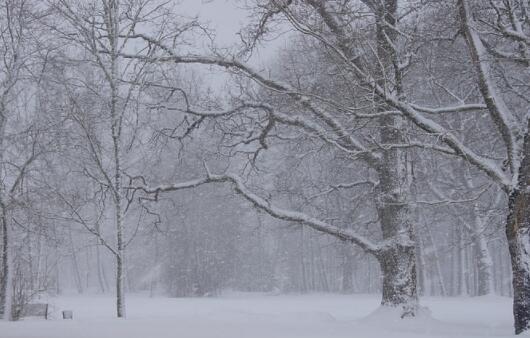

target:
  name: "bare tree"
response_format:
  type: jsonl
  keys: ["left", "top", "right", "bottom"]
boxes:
{"left": 0, "top": 0, "right": 47, "bottom": 321}
{"left": 46, "top": 0, "right": 141, "bottom": 318}
{"left": 45, "top": 0, "right": 206, "bottom": 318}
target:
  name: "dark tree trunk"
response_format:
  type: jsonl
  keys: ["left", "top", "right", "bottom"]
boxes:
{"left": 507, "top": 121, "right": 530, "bottom": 334}
{"left": 116, "top": 253, "right": 125, "bottom": 318}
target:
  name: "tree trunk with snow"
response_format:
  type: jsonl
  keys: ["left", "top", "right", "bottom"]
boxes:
{"left": 375, "top": 149, "right": 417, "bottom": 314}
{"left": 378, "top": 245, "right": 417, "bottom": 316}
{"left": 507, "top": 121, "right": 530, "bottom": 334}
{"left": 104, "top": 0, "right": 126, "bottom": 318}
{"left": 373, "top": 0, "right": 418, "bottom": 316}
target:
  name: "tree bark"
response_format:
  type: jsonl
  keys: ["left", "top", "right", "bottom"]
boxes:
{"left": 507, "top": 120, "right": 530, "bottom": 334}
{"left": 0, "top": 206, "right": 12, "bottom": 321}
{"left": 106, "top": 0, "right": 126, "bottom": 319}
{"left": 373, "top": 0, "right": 418, "bottom": 317}
{"left": 378, "top": 245, "right": 417, "bottom": 316}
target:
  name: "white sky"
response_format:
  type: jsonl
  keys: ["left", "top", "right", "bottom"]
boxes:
{"left": 177, "top": 0, "right": 289, "bottom": 66}
{"left": 178, "top": 0, "right": 247, "bottom": 46}
{"left": 168, "top": 0, "right": 290, "bottom": 94}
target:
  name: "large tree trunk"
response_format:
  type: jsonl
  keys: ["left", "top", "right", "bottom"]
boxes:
{"left": 378, "top": 245, "right": 417, "bottom": 316}
{"left": 375, "top": 143, "right": 418, "bottom": 315}
{"left": 375, "top": 169, "right": 418, "bottom": 316}
{"left": 507, "top": 121, "right": 530, "bottom": 334}
{"left": 375, "top": 105, "right": 418, "bottom": 315}
{"left": 373, "top": 0, "right": 418, "bottom": 317}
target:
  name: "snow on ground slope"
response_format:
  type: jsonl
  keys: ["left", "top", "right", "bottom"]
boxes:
{"left": 0, "top": 293, "right": 514, "bottom": 338}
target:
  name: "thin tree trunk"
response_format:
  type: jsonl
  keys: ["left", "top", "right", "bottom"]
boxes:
{"left": 0, "top": 206, "right": 12, "bottom": 321}
{"left": 458, "top": 226, "right": 468, "bottom": 296}
{"left": 299, "top": 226, "right": 307, "bottom": 293}
{"left": 68, "top": 227, "right": 83, "bottom": 294}
{"left": 35, "top": 227, "right": 44, "bottom": 292}
{"left": 96, "top": 244, "right": 107, "bottom": 293}
{"left": 472, "top": 214, "right": 495, "bottom": 296}
{"left": 149, "top": 233, "right": 159, "bottom": 297}
{"left": 106, "top": 0, "right": 125, "bottom": 318}
{"left": 416, "top": 235, "right": 428, "bottom": 296}
{"left": 425, "top": 224, "right": 446, "bottom": 296}
{"left": 341, "top": 244, "right": 354, "bottom": 293}
{"left": 465, "top": 174, "right": 495, "bottom": 296}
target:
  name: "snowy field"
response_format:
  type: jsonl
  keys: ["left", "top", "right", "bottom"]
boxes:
{"left": 0, "top": 293, "right": 515, "bottom": 338}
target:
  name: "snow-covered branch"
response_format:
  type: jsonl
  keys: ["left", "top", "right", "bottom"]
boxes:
{"left": 410, "top": 103, "right": 487, "bottom": 115}
{"left": 255, "top": 1, "right": 514, "bottom": 191}
{"left": 118, "top": 35, "right": 382, "bottom": 166}
{"left": 133, "top": 172, "right": 381, "bottom": 254}
{"left": 459, "top": 0, "right": 522, "bottom": 175}
{"left": 117, "top": 22, "right": 517, "bottom": 191}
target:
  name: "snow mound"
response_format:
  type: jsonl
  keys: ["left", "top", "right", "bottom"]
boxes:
{"left": 359, "top": 305, "right": 445, "bottom": 335}
{"left": 362, "top": 305, "right": 433, "bottom": 323}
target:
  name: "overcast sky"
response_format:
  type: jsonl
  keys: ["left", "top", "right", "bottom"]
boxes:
{"left": 177, "top": 0, "right": 289, "bottom": 66}
{"left": 179, "top": 0, "right": 247, "bottom": 45}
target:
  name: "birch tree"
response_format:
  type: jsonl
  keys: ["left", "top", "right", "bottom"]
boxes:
{"left": 45, "top": 0, "right": 189, "bottom": 318}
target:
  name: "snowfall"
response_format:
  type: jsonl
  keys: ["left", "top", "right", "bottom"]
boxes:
{"left": 0, "top": 292, "right": 517, "bottom": 338}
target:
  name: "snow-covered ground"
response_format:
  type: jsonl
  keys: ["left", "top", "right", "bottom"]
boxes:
{"left": 0, "top": 293, "right": 515, "bottom": 338}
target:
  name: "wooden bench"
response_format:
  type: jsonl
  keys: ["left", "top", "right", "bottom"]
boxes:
{"left": 21, "top": 303, "right": 48, "bottom": 320}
